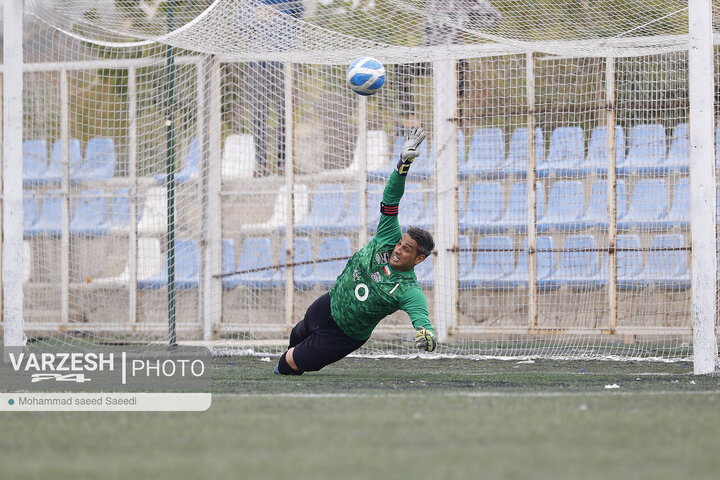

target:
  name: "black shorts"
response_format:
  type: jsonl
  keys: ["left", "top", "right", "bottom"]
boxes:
{"left": 289, "top": 293, "right": 366, "bottom": 372}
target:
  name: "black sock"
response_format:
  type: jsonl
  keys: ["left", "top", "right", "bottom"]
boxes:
{"left": 277, "top": 351, "right": 303, "bottom": 375}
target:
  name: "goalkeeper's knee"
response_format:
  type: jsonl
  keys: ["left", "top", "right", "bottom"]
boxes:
{"left": 276, "top": 351, "right": 303, "bottom": 375}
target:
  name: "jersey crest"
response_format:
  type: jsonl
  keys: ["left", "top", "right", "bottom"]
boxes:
{"left": 375, "top": 251, "right": 390, "bottom": 265}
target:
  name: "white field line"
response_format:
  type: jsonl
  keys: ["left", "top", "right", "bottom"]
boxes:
{"left": 213, "top": 390, "right": 720, "bottom": 399}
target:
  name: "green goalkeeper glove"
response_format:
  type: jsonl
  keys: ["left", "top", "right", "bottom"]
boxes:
{"left": 415, "top": 327, "right": 437, "bottom": 352}
{"left": 396, "top": 127, "right": 427, "bottom": 176}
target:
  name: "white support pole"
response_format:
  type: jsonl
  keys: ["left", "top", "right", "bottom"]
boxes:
{"left": 605, "top": 57, "right": 618, "bottom": 332}
{"left": 128, "top": 66, "right": 138, "bottom": 325}
{"left": 60, "top": 70, "right": 70, "bottom": 326}
{"left": 284, "top": 62, "right": 295, "bottom": 330}
{"left": 3, "top": 0, "right": 25, "bottom": 347}
{"left": 433, "top": 59, "right": 458, "bottom": 343}
{"left": 203, "top": 57, "right": 222, "bottom": 340}
{"left": 688, "top": 0, "right": 718, "bottom": 374}
{"left": 357, "top": 96, "right": 368, "bottom": 247}
{"left": 526, "top": 52, "right": 538, "bottom": 329}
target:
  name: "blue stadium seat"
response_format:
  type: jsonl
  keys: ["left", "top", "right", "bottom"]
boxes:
{"left": 109, "top": 188, "right": 140, "bottom": 230}
{"left": 466, "top": 235, "right": 515, "bottom": 288}
{"left": 70, "top": 189, "right": 109, "bottom": 236}
{"left": 497, "top": 182, "right": 545, "bottom": 232}
{"left": 414, "top": 254, "right": 434, "bottom": 288}
{"left": 506, "top": 127, "right": 545, "bottom": 177}
{"left": 538, "top": 180, "right": 585, "bottom": 232}
{"left": 617, "top": 179, "right": 670, "bottom": 230}
{"left": 459, "top": 182, "right": 504, "bottom": 233}
{"left": 155, "top": 137, "right": 199, "bottom": 184}
{"left": 458, "top": 236, "right": 474, "bottom": 289}
{"left": 501, "top": 236, "right": 554, "bottom": 288}
{"left": 634, "top": 234, "right": 690, "bottom": 290}
{"left": 460, "top": 127, "right": 506, "bottom": 179}
{"left": 76, "top": 137, "right": 116, "bottom": 182}
{"left": 402, "top": 188, "right": 434, "bottom": 230}
{"left": 23, "top": 140, "right": 48, "bottom": 186}
{"left": 273, "top": 237, "right": 314, "bottom": 289}
{"left": 46, "top": 139, "right": 83, "bottom": 183}
{"left": 665, "top": 178, "right": 690, "bottom": 229}
{"left": 295, "top": 184, "right": 348, "bottom": 234}
{"left": 373, "top": 136, "right": 432, "bottom": 181}
{"left": 537, "top": 126, "right": 584, "bottom": 178}
{"left": 583, "top": 125, "right": 625, "bottom": 175}
{"left": 138, "top": 239, "right": 199, "bottom": 289}
{"left": 580, "top": 180, "right": 628, "bottom": 230}
{"left": 26, "top": 191, "right": 63, "bottom": 237}
{"left": 622, "top": 124, "right": 668, "bottom": 175}
{"left": 540, "top": 235, "right": 602, "bottom": 289}
{"left": 665, "top": 123, "right": 689, "bottom": 174}
{"left": 312, "top": 236, "right": 352, "bottom": 289}
{"left": 366, "top": 184, "right": 383, "bottom": 234}
{"left": 227, "top": 237, "right": 274, "bottom": 289}
{"left": 614, "top": 234, "right": 644, "bottom": 290}
{"left": 338, "top": 191, "right": 362, "bottom": 233}
{"left": 23, "top": 196, "right": 40, "bottom": 238}
{"left": 221, "top": 239, "right": 239, "bottom": 289}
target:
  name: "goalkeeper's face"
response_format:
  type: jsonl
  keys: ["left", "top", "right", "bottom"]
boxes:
{"left": 390, "top": 233, "right": 426, "bottom": 272}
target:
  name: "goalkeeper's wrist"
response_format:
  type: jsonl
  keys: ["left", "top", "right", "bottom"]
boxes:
{"left": 395, "top": 158, "right": 414, "bottom": 176}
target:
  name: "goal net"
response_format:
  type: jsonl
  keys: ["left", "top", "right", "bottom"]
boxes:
{"left": 4, "top": 0, "right": 718, "bottom": 361}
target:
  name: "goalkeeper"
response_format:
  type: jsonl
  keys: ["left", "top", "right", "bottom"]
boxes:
{"left": 275, "top": 127, "right": 437, "bottom": 375}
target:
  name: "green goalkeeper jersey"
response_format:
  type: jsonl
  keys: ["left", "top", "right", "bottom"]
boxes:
{"left": 329, "top": 171, "right": 435, "bottom": 341}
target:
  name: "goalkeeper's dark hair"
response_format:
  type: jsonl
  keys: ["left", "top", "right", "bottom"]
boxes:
{"left": 407, "top": 226, "right": 434, "bottom": 259}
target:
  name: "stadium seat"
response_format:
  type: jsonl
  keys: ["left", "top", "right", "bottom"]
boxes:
{"left": 414, "top": 254, "right": 434, "bottom": 288}
{"left": 634, "top": 234, "right": 690, "bottom": 290}
{"left": 22, "top": 140, "right": 48, "bottom": 186}
{"left": 537, "top": 126, "right": 584, "bottom": 178}
{"left": 222, "top": 134, "right": 255, "bottom": 179}
{"left": 274, "top": 237, "right": 314, "bottom": 289}
{"left": 583, "top": 125, "right": 625, "bottom": 175}
{"left": 580, "top": 180, "right": 628, "bottom": 230}
{"left": 363, "top": 131, "right": 391, "bottom": 180}
{"left": 295, "top": 184, "right": 348, "bottom": 234}
{"left": 227, "top": 237, "right": 274, "bottom": 289}
{"left": 506, "top": 127, "right": 545, "bottom": 177}
{"left": 617, "top": 179, "right": 670, "bottom": 230}
{"left": 665, "top": 123, "right": 689, "bottom": 174}
{"left": 137, "top": 187, "right": 167, "bottom": 235}
{"left": 46, "top": 139, "right": 83, "bottom": 183}
{"left": 366, "top": 184, "right": 383, "bottom": 233}
{"left": 221, "top": 239, "right": 239, "bottom": 289}
{"left": 70, "top": 189, "right": 109, "bottom": 236}
{"left": 466, "top": 235, "right": 515, "bottom": 288}
{"left": 497, "top": 182, "right": 546, "bottom": 232}
{"left": 26, "top": 191, "right": 63, "bottom": 237}
{"left": 139, "top": 239, "right": 200, "bottom": 289}
{"left": 457, "top": 236, "right": 473, "bottom": 289}
{"left": 109, "top": 188, "right": 140, "bottom": 231}
{"left": 23, "top": 196, "right": 40, "bottom": 238}
{"left": 665, "top": 178, "right": 690, "bottom": 229}
{"left": 459, "top": 182, "right": 504, "bottom": 233}
{"left": 501, "top": 236, "right": 554, "bottom": 288}
{"left": 540, "top": 235, "right": 602, "bottom": 289}
{"left": 460, "top": 127, "right": 506, "bottom": 179}
{"left": 401, "top": 188, "right": 432, "bottom": 231}
{"left": 76, "top": 137, "right": 116, "bottom": 181}
{"left": 241, "top": 184, "right": 310, "bottom": 234}
{"left": 136, "top": 238, "right": 169, "bottom": 289}
{"left": 538, "top": 180, "right": 585, "bottom": 232}
{"left": 155, "top": 137, "right": 199, "bottom": 185}
{"left": 312, "top": 236, "right": 352, "bottom": 289}
{"left": 457, "top": 129, "right": 466, "bottom": 168}
{"left": 614, "top": 234, "right": 644, "bottom": 290}
{"left": 622, "top": 124, "right": 668, "bottom": 175}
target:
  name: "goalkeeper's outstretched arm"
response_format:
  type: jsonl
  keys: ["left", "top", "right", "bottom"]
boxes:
{"left": 374, "top": 128, "right": 427, "bottom": 243}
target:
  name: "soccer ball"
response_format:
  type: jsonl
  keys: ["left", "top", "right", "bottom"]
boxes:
{"left": 346, "top": 57, "right": 386, "bottom": 96}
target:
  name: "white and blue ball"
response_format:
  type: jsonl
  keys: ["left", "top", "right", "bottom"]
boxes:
{"left": 346, "top": 57, "right": 386, "bottom": 96}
